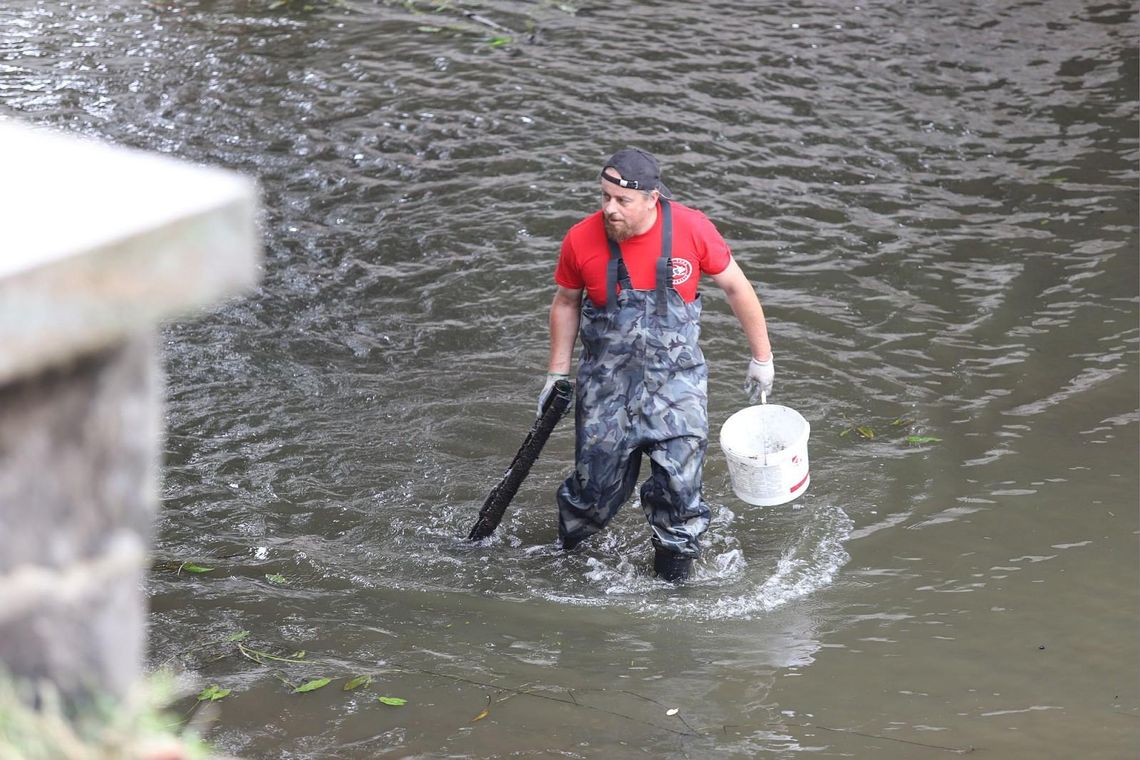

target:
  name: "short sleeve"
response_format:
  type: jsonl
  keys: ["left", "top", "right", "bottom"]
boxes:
{"left": 695, "top": 212, "right": 732, "bottom": 275}
{"left": 553, "top": 233, "right": 584, "bottom": 289}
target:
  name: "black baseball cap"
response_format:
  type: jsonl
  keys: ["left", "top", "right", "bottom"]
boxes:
{"left": 600, "top": 147, "right": 673, "bottom": 199}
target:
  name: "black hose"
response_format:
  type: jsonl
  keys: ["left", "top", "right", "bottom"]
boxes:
{"left": 466, "top": 379, "right": 573, "bottom": 541}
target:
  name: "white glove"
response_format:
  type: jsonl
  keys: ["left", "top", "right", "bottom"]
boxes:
{"left": 745, "top": 356, "right": 774, "bottom": 403}
{"left": 538, "top": 372, "right": 569, "bottom": 417}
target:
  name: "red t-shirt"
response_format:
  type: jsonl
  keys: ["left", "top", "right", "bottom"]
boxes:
{"left": 554, "top": 201, "right": 732, "bottom": 305}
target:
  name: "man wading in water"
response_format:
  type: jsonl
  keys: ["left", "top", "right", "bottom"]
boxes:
{"left": 539, "top": 148, "right": 774, "bottom": 582}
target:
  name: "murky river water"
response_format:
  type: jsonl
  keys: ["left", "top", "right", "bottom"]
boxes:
{"left": 3, "top": 1, "right": 1138, "bottom": 757}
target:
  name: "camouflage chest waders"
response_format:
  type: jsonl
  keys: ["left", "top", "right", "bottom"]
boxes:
{"left": 557, "top": 200, "right": 711, "bottom": 565}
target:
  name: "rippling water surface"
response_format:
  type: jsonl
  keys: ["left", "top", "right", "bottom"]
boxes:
{"left": 2, "top": 1, "right": 1137, "bottom": 757}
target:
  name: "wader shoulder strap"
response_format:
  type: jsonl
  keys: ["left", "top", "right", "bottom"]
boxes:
{"left": 605, "top": 237, "right": 623, "bottom": 314}
{"left": 655, "top": 199, "right": 673, "bottom": 316}
{"left": 604, "top": 198, "right": 675, "bottom": 315}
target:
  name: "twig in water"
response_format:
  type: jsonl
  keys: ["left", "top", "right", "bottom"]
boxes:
{"left": 619, "top": 689, "right": 701, "bottom": 734}
{"left": 237, "top": 643, "right": 307, "bottom": 665}
{"left": 804, "top": 722, "right": 975, "bottom": 755}
{"left": 400, "top": 667, "right": 700, "bottom": 737}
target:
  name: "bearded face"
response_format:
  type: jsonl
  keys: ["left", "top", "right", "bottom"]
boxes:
{"left": 604, "top": 215, "right": 638, "bottom": 242}
{"left": 600, "top": 173, "right": 659, "bottom": 242}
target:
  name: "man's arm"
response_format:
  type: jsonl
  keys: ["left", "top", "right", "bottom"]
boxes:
{"left": 710, "top": 259, "right": 772, "bottom": 361}
{"left": 547, "top": 285, "right": 583, "bottom": 374}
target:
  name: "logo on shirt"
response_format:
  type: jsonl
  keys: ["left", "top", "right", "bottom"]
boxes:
{"left": 671, "top": 258, "right": 694, "bottom": 286}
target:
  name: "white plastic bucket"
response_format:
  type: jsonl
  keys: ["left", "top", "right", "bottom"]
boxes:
{"left": 719, "top": 403, "right": 811, "bottom": 506}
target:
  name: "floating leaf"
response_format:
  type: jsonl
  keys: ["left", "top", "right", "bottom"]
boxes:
{"left": 471, "top": 695, "right": 491, "bottom": 721}
{"left": 180, "top": 562, "right": 214, "bottom": 574}
{"left": 855, "top": 426, "right": 876, "bottom": 440}
{"left": 265, "top": 573, "right": 286, "bottom": 585}
{"left": 343, "top": 675, "right": 372, "bottom": 691}
{"left": 891, "top": 417, "right": 915, "bottom": 427}
{"left": 488, "top": 35, "right": 512, "bottom": 47}
{"left": 378, "top": 696, "right": 407, "bottom": 706}
{"left": 197, "top": 685, "right": 231, "bottom": 702}
{"left": 417, "top": 25, "right": 443, "bottom": 33}
{"left": 906, "top": 435, "right": 943, "bottom": 445}
{"left": 226, "top": 630, "right": 250, "bottom": 642}
{"left": 293, "top": 678, "right": 331, "bottom": 694}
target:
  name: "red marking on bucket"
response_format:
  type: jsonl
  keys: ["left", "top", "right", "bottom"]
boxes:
{"left": 790, "top": 471, "right": 809, "bottom": 493}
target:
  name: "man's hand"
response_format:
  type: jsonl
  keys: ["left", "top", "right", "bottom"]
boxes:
{"left": 746, "top": 356, "right": 774, "bottom": 402}
{"left": 538, "top": 372, "right": 570, "bottom": 417}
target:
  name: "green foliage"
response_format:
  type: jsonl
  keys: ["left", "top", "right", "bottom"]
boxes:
{"left": 905, "top": 435, "right": 943, "bottom": 445}
{"left": 839, "top": 414, "right": 941, "bottom": 447}
{"left": 838, "top": 424, "right": 876, "bottom": 440}
{"left": 378, "top": 696, "right": 408, "bottom": 706}
{"left": 166, "top": 628, "right": 398, "bottom": 714}
{"left": 197, "top": 685, "right": 231, "bottom": 702}
{"left": 343, "top": 675, "right": 372, "bottom": 691}
{"left": 292, "top": 678, "right": 331, "bottom": 694}
{"left": 0, "top": 670, "right": 213, "bottom": 760}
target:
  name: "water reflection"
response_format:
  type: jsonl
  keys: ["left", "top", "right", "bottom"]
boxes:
{"left": 2, "top": 0, "right": 1136, "bottom": 756}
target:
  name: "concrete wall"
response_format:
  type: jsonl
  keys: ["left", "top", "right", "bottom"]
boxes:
{"left": 0, "top": 121, "right": 260, "bottom": 702}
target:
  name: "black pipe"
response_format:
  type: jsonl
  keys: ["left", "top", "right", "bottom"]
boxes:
{"left": 466, "top": 379, "right": 573, "bottom": 541}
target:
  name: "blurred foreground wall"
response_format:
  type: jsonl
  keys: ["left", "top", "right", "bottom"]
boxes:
{"left": 0, "top": 121, "right": 260, "bottom": 701}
